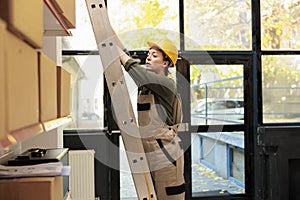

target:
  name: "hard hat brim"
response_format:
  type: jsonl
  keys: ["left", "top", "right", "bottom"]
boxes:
{"left": 147, "top": 41, "right": 160, "bottom": 50}
{"left": 147, "top": 40, "right": 178, "bottom": 66}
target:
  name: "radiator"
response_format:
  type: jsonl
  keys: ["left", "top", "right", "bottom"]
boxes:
{"left": 69, "top": 150, "right": 95, "bottom": 200}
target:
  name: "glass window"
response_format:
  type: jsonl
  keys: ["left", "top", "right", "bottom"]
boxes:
{"left": 191, "top": 132, "right": 245, "bottom": 196}
{"left": 184, "top": 0, "right": 252, "bottom": 50}
{"left": 261, "top": 0, "right": 300, "bottom": 50}
{"left": 262, "top": 55, "right": 300, "bottom": 123}
{"left": 107, "top": 0, "right": 180, "bottom": 50}
{"left": 62, "top": 55, "right": 105, "bottom": 130}
{"left": 191, "top": 64, "right": 244, "bottom": 125}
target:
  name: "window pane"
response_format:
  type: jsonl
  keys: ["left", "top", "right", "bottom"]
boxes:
{"left": 107, "top": 0, "right": 180, "bottom": 50}
{"left": 191, "top": 132, "right": 245, "bottom": 196}
{"left": 262, "top": 55, "right": 300, "bottom": 123}
{"left": 191, "top": 65, "right": 244, "bottom": 125}
{"left": 261, "top": 0, "right": 300, "bottom": 50}
{"left": 63, "top": 55, "right": 105, "bottom": 130}
{"left": 184, "top": 0, "right": 252, "bottom": 50}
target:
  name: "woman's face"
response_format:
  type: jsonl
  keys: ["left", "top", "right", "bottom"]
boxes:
{"left": 145, "top": 48, "right": 168, "bottom": 74}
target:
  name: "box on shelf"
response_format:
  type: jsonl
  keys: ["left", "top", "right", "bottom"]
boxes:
{"left": 0, "top": 176, "right": 63, "bottom": 200}
{"left": 53, "top": 0, "right": 76, "bottom": 29}
{"left": 4, "top": 30, "right": 39, "bottom": 132}
{"left": 57, "top": 66, "right": 71, "bottom": 118}
{"left": 0, "top": 0, "right": 43, "bottom": 48}
{"left": 39, "top": 53, "right": 58, "bottom": 122}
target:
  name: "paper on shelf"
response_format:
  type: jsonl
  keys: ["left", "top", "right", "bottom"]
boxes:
{"left": 0, "top": 162, "right": 63, "bottom": 178}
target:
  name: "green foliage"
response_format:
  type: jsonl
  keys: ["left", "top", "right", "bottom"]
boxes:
{"left": 261, "top": 0, "right": 300, "bottom": 50}
{"left": 133, "top": 1, "right": 168, "bottom": 28}
{"left": 184, "top": 0, "right": 251, "bottom": 50}
{"left": 116, "top": 0, "right": 178, "bottom": 50}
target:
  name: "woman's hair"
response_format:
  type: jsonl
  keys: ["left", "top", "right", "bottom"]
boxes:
{"left": 162, "top": 51, "right": 173, "bottom": 76}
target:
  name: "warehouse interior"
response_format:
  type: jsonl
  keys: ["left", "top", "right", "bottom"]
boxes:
{"left": 0, "top": 0, "right": 300, "bottom": 200}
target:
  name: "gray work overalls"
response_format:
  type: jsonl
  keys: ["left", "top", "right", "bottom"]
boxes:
{"left": 138, "top": 90, "right": 185, "bottom": 200}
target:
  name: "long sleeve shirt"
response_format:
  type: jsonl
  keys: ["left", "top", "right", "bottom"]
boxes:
{"left": 123, "top": 58, "right": 178, "bottom": 126}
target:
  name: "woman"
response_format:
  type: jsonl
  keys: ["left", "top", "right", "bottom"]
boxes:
{"left": 116, "top": 35, "right": 186, "bottom": 200}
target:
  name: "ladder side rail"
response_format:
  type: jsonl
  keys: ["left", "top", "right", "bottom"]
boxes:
{"left": 85, "top": 0, "right": 157, "bottom": 199}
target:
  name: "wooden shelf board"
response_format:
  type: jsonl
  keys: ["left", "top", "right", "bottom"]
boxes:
{"left": 0, "top": 116, "right": 72, "bottom": 150}
{"left": 43, "top": 0, "right": 72, "bottom": 36}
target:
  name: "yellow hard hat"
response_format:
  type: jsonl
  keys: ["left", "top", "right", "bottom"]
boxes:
{"left": 147, "top": 39, "right": 178, "bottom": 66}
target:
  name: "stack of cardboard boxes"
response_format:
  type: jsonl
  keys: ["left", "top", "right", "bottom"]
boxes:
{"left": 0, "top": 0, "right": 74, "bottom": 150}
{"left": 0, "top": 0, "right": 75, "bottom": 199}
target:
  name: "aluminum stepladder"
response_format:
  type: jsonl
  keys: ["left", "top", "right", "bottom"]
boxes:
{"left": 85, "top": 0, "right": 157, "bottom": 199}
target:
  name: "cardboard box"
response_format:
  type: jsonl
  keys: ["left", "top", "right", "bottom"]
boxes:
{"left": 0, "top": 176, "right": 63, "bottom": 200}
{"left": 57, "top": 66, "right": 71, "bottom": 117}
{"left": 0, "top": 20, "right": 6, "bottom": 141}
{"left": 5, "top": 30, "right": 39, "bottom": 132}
{"left": 0, "top": 0, "right": 43, "bottom": 48}
{"left": 54, "top": 0, "right": 76, "bottom": 29}
{"left": 39, "top": 53, "right": 58, "bottom": 122}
